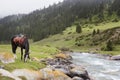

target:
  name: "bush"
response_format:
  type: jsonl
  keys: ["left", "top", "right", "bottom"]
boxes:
{"left": 92, "top": 29, "right": 96, "bottom": 36}
{"left": 106, "top": 40, "right": 113, "bottom": 51}
{"left": 101, "top": 45, "right": 107, "bottom": 51}
{"left": 112, "top": 19, "right": 119, "bottom": 22}
{"left": 101, "top": 40, "right": 114, "bottom": 51}
{"left": 76, "top": 24, "right": 82, "bottom": 33}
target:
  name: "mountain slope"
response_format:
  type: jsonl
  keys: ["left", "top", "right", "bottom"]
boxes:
{"left": 34, "top": 21, "right": 120, "bottom": 54}
{"left": 0, "top": 0, "right": 115, "bottom": 42}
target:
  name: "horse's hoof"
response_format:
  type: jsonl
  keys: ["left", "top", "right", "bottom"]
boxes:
{"left": 13, "top": 54, "right": 17, "bottom": 59}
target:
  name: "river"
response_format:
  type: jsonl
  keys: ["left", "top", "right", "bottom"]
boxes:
{"left": 71, "top": 52, "right": 120, "bottom": 80}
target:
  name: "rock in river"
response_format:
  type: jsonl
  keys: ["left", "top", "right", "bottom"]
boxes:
{"left": 110, "top": 55, "right": 120, "bottom": 60}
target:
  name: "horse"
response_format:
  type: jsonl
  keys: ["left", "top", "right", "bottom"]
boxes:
{"left": 11, "top": 34, "right": 30, "bottom": 62}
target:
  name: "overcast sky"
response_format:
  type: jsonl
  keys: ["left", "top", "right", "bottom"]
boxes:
{"left": 0, "top": 0, "right": 63, "bottom": 18}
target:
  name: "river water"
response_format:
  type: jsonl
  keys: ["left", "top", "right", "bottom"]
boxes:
{"left": 71, "top": 52, "right": 120, "bottom": 80}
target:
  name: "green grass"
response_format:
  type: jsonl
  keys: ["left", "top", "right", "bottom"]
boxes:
{"left": 81, "top": 21, "right": 120, "bottom": 34}
{"left": 34, "top": 21, "right": 120, "bottom": 55}
{"left": 0, "top": 44, "right": 60, "bottom": 71}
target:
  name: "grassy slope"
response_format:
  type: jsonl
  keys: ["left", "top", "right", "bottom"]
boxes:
{"left": 34, "top": 21, "right": 120, "bottom": 55}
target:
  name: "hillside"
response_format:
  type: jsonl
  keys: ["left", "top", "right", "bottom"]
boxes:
{"left": 0, "top": 0, "right": 117, "bottom": 42}
{"left": 34, "top": 21, "right": 120, "bottom": 55}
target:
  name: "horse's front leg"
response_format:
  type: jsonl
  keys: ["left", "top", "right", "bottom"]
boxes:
{"left": 12, "top": 45, "right": 17, "bottom": 59}
{"left": 24, "top": 49, "right": 29, "bottom": 62}
{"left": 24, "top": 53, "right": 28, "bottom": 62}
{"left": 21, "top": 48, "right": 23, "bottom": 60}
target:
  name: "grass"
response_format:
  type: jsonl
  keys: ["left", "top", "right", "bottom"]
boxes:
{"left": 34, "top": 21, "right": 120, "bottom": 55}
{"left": 0, "top": 44, "right": 60, "bottom": 71}
{"left": 81, "top": 21, "right": 120, "bottom": 34}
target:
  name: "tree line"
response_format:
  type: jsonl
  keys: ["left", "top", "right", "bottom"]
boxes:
{"left": 0, "top": 0, "right": 118, "bottom": 43}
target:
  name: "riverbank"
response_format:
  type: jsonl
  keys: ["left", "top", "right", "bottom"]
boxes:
{"left": 0, "top": 43, "right": 120, "bottom": 80}
{"left": 0, "top": 52, "right": 92, "bottom": 80}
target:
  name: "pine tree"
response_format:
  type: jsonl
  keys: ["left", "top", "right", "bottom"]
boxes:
{"left": 92, "top": 29, "right": 96, "bottom": 36}
{"left": 106, "top": 40, "right": 113, "bottom": 51}
{"left": 97, "top": 29, "right": 100, "bottom": 34}
{"left": 76, "top": 24, "right": 82, "bottom": 33}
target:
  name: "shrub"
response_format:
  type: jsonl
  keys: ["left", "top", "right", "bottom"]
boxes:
{"left": 106, "top": 40, "right": 113, "bottom": 51}
{"left": 101, "top": 40, "right": 114, "bottom": 51}
{"left": 97, "top": 29, "right": 100, "bottom": 34}
{"left": 112, "top": 18, "right": 119, "bottom": 22}
{"left": 76, "top": 24, "right": 82, "bottom": 33}
{"left": 92, "top": 29, "right": 96, "bottom": 36}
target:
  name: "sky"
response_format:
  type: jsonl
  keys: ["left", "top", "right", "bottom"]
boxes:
{"left": 0, "top": 0, "right": 63, "bottom": 18}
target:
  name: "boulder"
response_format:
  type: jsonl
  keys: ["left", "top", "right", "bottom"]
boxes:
{"left": 0, "top": 52, "right": 15, "bottom": 64}
{"left": 110, "top": 55, "right": 120, "bottom": 60}
{"left": 72, "top": 76, "right": 84, "bottom": 80}
{"left": 46, "top": 58, "right": 56, "bottom": 65}
{"left": 12, "top": 69, "right": 43, "bottom": 80}
{"left": 67, "top": 66, "right": 90, "bottom": 80}
{"left": 55, "top": 53, "right": 72, "bottom": 60}
{"left": 0, "top": 69, "right": 21, "bottom": 80}
{"left": 40, "top": 67, "right": 72, "bottom": 80}
{"left": 46, "top": 56, "right": 72, "bottom": 66}
{"left": 52, "top": 65, "right": 70, "bottom": 74}
{"left": 47, "top": 64, "right": 91, "bottom": 80}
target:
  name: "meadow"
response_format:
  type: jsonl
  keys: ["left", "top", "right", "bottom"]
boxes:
{"left": 35, "top": 21, "right": 120, "bottom": 55}
{"left": 0, "top": 44, "right": 60, "bottom": 71}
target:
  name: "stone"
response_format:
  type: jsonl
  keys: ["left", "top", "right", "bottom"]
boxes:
{"left": 40, "top": 67, "right": 72, "bottom": 80}
{"left": 0, "top": 52, "right": 15, "bottom": 64}
{"left": 55, "top": 53, "right": 72, "bottom": 60}
{"left": 67, "top": 66, "right": 90, "bottom": 80}
{"left": 52, "top": 65, "right": 70, "bottom": 74}
{"left": 0, "top": 69, "right": 21, "bottom": 80}
{"left": 31, "top": 57, "right": 40, "bottom": 62}
{"left": 0, "top": 65, "right": 4, "bottom": 69}
{"left": 72, "top": 76, "right": 84, "bottom": 80}
{"left": 110, "top": 55, "right": 120, "bottom": 60}
{"left": 12, "top": 69, "right": 43, "bottom": 80}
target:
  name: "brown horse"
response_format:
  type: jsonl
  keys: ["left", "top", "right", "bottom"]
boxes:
{"left": 11, "top": 34, "right": 30, "bottom": 62}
